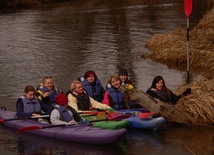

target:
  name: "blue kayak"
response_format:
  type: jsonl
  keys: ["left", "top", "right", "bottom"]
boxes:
{"left": 119, "top": 109, "right": 165, "bottom": 131}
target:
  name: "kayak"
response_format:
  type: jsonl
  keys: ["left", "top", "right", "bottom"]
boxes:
{"left": 0, "top": 110, "right": 127, "bottom": 144}
{"left": 82, "top": 114, "right": 130, "bottom": 130}
{"left": 119, "top": 109, "right": 165, "bottom": 131}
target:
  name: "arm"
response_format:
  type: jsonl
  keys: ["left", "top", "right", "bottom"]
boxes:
{"left": 90, "top": 96, "right": 111, "bottom": 110}
{"left": 170, "top": 91, "right": 182, "bottom": 104}
{"left": 39, "top": 100, "right": 52, "bottom": 115}
{"left": 50, "top": 109, "right": 69, "bottom": 125}
{"left": 16, "top": 99, "right": 32, "bottom": 118}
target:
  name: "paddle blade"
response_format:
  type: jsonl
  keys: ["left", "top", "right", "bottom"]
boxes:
{"left": 138, "top": 112, "right": 154, "bottom": 119}
{"left": 0, "top": 119, "right": 4, "bottom": 122}
{"left": 108, "top": 112, "right": 131, "bottom": 120}
{"left": 17, "top": 126, "right": 43, "bottom": 132}
{"left": 184, "top": 0, "right": 192, "bottom": 18}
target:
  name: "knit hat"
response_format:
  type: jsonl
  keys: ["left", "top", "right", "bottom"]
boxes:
{"left": 55, "top": 93, "right": 68, "bottom": 106}
{"left": 118, "top": 68, "right": 128, "bottom": 76}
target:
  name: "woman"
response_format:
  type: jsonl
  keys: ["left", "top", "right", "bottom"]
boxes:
{"left": 36, "top": 76, "right": 62, "bottom": 107}
{"left": 16, "top": 85, "right": 51, "bottom": 118}
{"left": 146, "top": 75, "right": 191, "bottom": 105}
{"left": 118, "top": 68, "right": 134, "bottom": 89}
{"left": 102, "top": 75, "right": 129, "bottom": 110}
{"left": 50, "top": 93, "right": 84, "bottom": 125}
{"left": 79, "top": 70, "right": 105, "bottom": 102}
{"left": 67, "top": 80, "right": 112, "bottom": 113}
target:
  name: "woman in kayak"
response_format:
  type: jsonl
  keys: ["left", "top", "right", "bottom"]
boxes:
{"left": 36, "top": 76, "right": 62, "bottom": 107}
{"left": 50, "top": 93, "right": 84, "bottom": 125}
{"left": 102, "top": 75, "right": 129, "bottom": 110}
{"left": 78, "top": 70, "right": 105, "bottom": 102}
{"left": 67, "top": 80, "right": 114, "bottom": 113}
{"left": 16, "top": 85, "right": 52, "bottom": 118}
{"left": 118, "top": 68, "right": 134, "bottom": 89}
{"left": 146, "top": 75, "right": 191, "bottom": 105}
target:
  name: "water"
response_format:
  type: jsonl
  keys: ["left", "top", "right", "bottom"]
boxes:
{"left": 0, "top": 0, "right": 213, "bottom": 154}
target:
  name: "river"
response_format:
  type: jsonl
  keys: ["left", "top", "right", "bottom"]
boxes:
{"left": 0, "top": 0, "right": 213, "bottom": 154}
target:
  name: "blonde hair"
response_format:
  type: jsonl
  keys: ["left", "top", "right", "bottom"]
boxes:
{"left": 70, "top": 80, "right": 82, "bottom": 91}
{"left": 107, "top": 75, "right": 121, "bottom": 84}
{"left": 42, "top": 76, "right": 53, "bottom": 85}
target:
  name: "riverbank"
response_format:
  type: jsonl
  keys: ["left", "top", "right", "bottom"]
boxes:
{"left": 143, "top": 6, "right": 214, "bottom": 123}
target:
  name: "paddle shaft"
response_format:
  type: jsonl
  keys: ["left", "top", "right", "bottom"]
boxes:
{"left": 184, "top": 0, "right": 192, "bottom": 87}
{"left": 0, "top": 115, "right": 49, "bottom": 122}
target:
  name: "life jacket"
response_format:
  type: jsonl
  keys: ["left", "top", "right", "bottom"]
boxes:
{"left": 20, "top": 96, "right": 41, "bottom": 113}
{"left": 80, "top": 77, "right": 103, "bottom": 102}
{"left": 37, "top": 85, "right": 61, "bottom": 106}
{"left": 70, "top": 91, "right": 90, "bottom": 111}
{"left": 54, "top": 105, "right": 73, "bottom": 122}
{"left": 106, "top": 84, "right": 124, "bottom": 110}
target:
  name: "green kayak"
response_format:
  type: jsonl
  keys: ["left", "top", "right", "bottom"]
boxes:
{"left": 82, "top": 114, "right": 129, "bottom": 130}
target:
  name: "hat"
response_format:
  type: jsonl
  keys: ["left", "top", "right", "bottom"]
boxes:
{"left": 118, "top": 68, "right": 128, "bottom": 76}
{"left": 55, "top": 93, "right": 68, "bottom": 106}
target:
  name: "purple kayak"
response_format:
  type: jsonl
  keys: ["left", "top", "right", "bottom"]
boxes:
{"left": 0, "top": 110, "right": 127, "bottom": 144}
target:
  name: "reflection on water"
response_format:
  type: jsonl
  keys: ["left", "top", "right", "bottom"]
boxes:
{"left": 0, "top": 0, "right": 213, "bottom": 154}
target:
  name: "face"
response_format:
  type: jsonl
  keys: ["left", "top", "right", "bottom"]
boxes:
{"left": 25, "top": 91, "right": 35, "bottom": 100}
{"left": 119, "top": 75, "right": 127, "bottom": 83}
{"left": 74, "top": 83, "right": 83, "bottom": 94}
{"left": 44, "top": 78, "right": 54, "bottom": 90}
{"left": 86, "top": 74, "right": 95, "bottom": 83}
{"left": 156, "top": 79, "right": 163, "bottom": 90}
{"left": 111, "top": 78, "right": 121, "bottom": 88}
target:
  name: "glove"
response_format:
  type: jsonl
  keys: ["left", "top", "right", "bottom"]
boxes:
{"left": 182, "top": 88, "right": 191, "bottom": 96}
{"left": 106, "top": 108, "right": 116, "bottom": 113}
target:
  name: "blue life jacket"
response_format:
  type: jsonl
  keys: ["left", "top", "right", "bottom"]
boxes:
{"left": 106, "top": 84, "right": 124, "bottom": 110}
{"left": 21, "top": 96, "right": 41, "bottom": 113}
{"left": 54, "top": 105, "right": 73, "bottom": 122}
{"left": 80, "top": 77, "right": 103, "bottom": 102}
{"left": 37, "top": 86, "right": 61, "bottom": 106}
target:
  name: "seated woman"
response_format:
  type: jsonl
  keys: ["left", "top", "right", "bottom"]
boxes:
{"left": 36, "top": 76, "right": 62, "bottom": 107}
{"left": 79, "top": 70, "right": 105, "bottom": 102}
{"left": 102, "top": 75, "right": 129, "bottom": 110}
{"left": 146, "top": 75, "right": 191, "bottom": 105}
{"left": 118, "top": 68, "right": 134, "bottom": 89}
{"left": 67, "top": 80, "right": 113, "bottom": 113}
{"left": 50, "top": 93, "right": 83, "bottom": 125}
{"left": 16, "top": 85, "right": 52, "bottom": 118}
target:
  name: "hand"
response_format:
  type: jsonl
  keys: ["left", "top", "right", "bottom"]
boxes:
{"left": 43, "top": 92, "right": 50, "bottom": 97}
{"left": 68, "top": 120, "right": 76, "bottom": 125}
{"left": 182, "top": 88, "right": 191, "bottom": 96}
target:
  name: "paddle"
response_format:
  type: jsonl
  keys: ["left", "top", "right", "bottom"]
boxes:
{"left": 184, "top": 0, "right": 192, "bottom": 87}
{"left": 108, "top": 111, "right": 154, "bottom": 120}
{"left": 17, "top": 118, "right": 108, "bottom": 132}
{"left": 0, "top": 115, "right": 49, "bottom": 123}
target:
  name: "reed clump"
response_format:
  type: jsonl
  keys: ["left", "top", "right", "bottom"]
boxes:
{"left": 143, "top": 7, "right": 214, "bottom": 126}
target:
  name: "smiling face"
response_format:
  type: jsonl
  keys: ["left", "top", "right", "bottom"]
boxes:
{"left": 74, "top": 83, "right": 83, "bottom": 94}
{"left": 44, "top": 78, "right": 54, "bottom": 90}
{"left": 86, "top": 74, "right": 95, "bottom": 84}
{"left": 119, "top": 75, "right": 128, "bottom": 83}
{"left": 110, "top": 77, "right": 121, "bottom": 88}
{"left": 156, "top": 79, "right": 164, "bottom": 90}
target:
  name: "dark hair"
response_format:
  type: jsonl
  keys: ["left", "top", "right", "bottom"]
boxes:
{"left": 150, "top": 75, "right": 170, "bottom": 95}
{"left": 24, "top": 85, "right": 36, "bottom": 93}
{"left": 118, "top": 68, "right": 128, "bottom": 76}
{"left": 84, "top": 70, "right": 97, "bottom": 81}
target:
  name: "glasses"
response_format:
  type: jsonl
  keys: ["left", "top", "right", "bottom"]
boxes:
{"left": 44, "top": 76, "right": 52, "bottom": 79}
